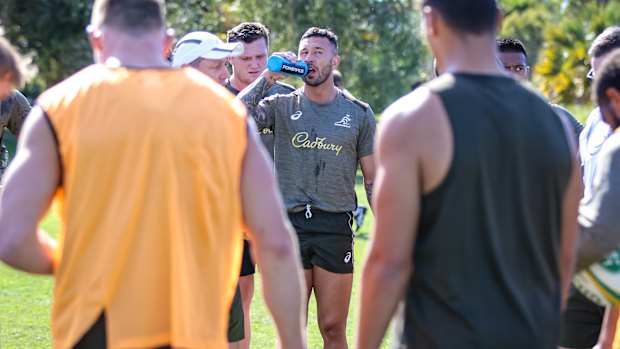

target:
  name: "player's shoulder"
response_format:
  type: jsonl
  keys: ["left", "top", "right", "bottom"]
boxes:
{"left": 383, "top": 86, "right": 435, "bottom": 125}
{"left": 339, "top": 89, "right": 370, "bottom": 113}
{"left": 262, "top": 88, "right": 302, "bottom": 104}
{"left": 601, "top": 132, "right": 620, "bottom": 158}
{"left": 513, "top": 78, "right": 557, "bottom": 110}
{"left": 5, "top": 90, "right": 31, "bottom": 119}
{"left": 5, "top": 90, "right": 29, "bottom": 107}
{"left": 38, "top": 65, "right": 108, "bottom": 107}
{"left": 550, "top": 103, "right": 572, "bottom": 115}
{"left": 377, "top": 88, "right": 438, "bottom": 157}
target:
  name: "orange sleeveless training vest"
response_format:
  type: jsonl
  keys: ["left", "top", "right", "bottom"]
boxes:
{"left": 38, "top": 64, "right": 247, "bottom": 349}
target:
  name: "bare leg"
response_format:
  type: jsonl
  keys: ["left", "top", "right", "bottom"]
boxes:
{"left": 313, "top": 266, "right": 353, "bottom": 349}
{"left": 594, "top": 306, "right": 619, "bottom": 349}
{"left": 304, "top": 268, "right": 313, "bottom": 325}
{"left": 238, "top": 274, "right": 254, "bottom": 349}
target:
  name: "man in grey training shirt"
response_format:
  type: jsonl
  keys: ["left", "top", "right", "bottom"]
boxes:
{"left": 239, "top": 27, "right": 376, "bottom": 349}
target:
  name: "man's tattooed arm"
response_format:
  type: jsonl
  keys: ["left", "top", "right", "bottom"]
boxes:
{"left": 365, "top": 181, "right": 374, "bottom": 211}
{"left": 238, "top": 74, "right": 277, "bottom": 129}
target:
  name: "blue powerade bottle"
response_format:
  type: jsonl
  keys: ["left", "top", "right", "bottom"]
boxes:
{"left": 267, "top": 55, "right": 309, "bottom": 78}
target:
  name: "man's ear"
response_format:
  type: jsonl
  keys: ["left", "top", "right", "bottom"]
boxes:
{"left": 163, "top": 28, "right": 175, "bottom": 60}
{"left": 87, "top": 25, "right": 103, "bottom": 52}
{"left": 332, "top": 54, "right": 341, "bottom": 70}
{"left": 423, "top": 6, "right": 437, "bottom": 37}
{"left": 607, "top": 87, "right": 620, "bottom": 114}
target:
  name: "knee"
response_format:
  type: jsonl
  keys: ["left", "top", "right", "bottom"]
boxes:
{"left": 318, "top": 318, "right": 347, "bottom": 341}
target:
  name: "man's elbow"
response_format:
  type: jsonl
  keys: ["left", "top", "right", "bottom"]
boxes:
{"left": 363, "top": 252, "right": 412, "bottom": 284}
{"left": 575, "top": 226, "right": 620, "bottom": 272}
{"left": 255, "top": 228, "right": 297, "bottom": 261}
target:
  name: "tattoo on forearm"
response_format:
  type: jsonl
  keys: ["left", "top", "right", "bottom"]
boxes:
{"left": 239, "top": 76, "right": 274, "bottom": 119}
{"left": 365, "top": 182, "right": 374, "bottom": 210}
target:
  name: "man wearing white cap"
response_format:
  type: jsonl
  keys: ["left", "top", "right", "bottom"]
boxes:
{"left": 172, "top": 31, "right": 248, "bottom": 347}
{"left": 172, "top": 31, "right": 243, "bottom": 86}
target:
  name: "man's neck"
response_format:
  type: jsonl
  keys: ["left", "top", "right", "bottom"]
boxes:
{"left": 229, "top": 75, "right": 249, "bottom": 92}
{"left": 302, "top": 82, "right": 339, "bottom": 104}
{"left": 100, "top": 34, "right": 169, "bottom": 69}
{"left": 436, "top": 36, "right": 504, "bottom": 76}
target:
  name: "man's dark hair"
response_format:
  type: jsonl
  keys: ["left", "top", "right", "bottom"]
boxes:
{"left": 422, "top": 0, "right": 498, "bottom": 35}
{"left": 227, "top": 22, "right": 269, "bottom": 47}
{"left": 91, "top": 0, "right": 165, "bottom": 35}
{"left": 300, "top": 27, "right": 338, "bottom": 53}
{"left": 593, "top": 49, "right": 620, "bottom": 105}
{"left": 589, "top": 26, "right": 620, "bottom": 58}
{"left": 497, "top": 37, "right": 528, "bottom": 59}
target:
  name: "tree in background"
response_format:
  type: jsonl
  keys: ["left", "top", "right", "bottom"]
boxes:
{"left": 0, "top": 0, "right": 93, "bottom": 98}
{"left": 9, "top": 1, "right": 619, "bottom": 109}
{"left": 1, "top": 0, "right": 428, "bottom": 111}
{"left": 500, "top": 0, "right": 620, "bottom": 105}
{"left": 499, "top": 0, "right": 558, "bottom": 69}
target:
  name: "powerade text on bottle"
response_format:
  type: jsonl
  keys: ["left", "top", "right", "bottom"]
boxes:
{"left": 267, "top": 55, "right": 308, "bottom": 78}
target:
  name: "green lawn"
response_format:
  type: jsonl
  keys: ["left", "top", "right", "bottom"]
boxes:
{"left": 0, "top": 130, "right": 390, "bottom": 348}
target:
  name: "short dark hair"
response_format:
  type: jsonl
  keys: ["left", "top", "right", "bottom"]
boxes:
{"left": 227, "top": 22, "right": 269, "bottom": 47}
{"left": 300, "top": 27, "right": 338, "bottom": 53}
{"left": 589, "top": 26, "right": 620, "bottom": 58}
{"left": 0, "top": 36, "right": 26, "bottom": 88}
{"left": 422, "top": 0, "right": 498, "bottom": 35}
{"left": 90, "top": 0, "right": 165, "bottom": 35}
{"left": 593, "top": 48, "right": 620, "bottom": 105}
{"left": 497, "top": 37, "right": 528, "bottom": 59}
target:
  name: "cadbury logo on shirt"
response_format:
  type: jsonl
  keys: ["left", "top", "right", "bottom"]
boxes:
{"left": 291, "top": 132, "right": 343, "bottom": 155}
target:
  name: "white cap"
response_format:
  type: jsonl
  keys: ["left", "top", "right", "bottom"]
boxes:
{"left": 171, "top": 31, "right": 244, "bottom": 68}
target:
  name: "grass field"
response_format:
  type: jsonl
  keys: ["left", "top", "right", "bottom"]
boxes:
{"left": 0, "top": 131, "right": 391, "bottom": 348}
{"left": 0, "top": 101, "right": 595, "bottom": 348}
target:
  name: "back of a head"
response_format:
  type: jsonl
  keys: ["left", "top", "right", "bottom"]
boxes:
{"left": 593, "top": 49, "right": 620, "bottom": 106}
{"left": 422, "top": 0, "right": 498, "bottom": 35}
{"left": 227, "top": 22, "right": 269, "bottom": 46}
{"left": 589, "top": 26, "right": 620, "bottom": 58}
{"left": 301, "top": 27, "right": 338, "bottom": 53}
{"left": 497, "top": 37, "right": 528, "bottom": 59}
{"left": 90, "top": 0, "right": 165, "bottom": 35}
{"left": 0, "top": 36, "right": 26, "bottom": 88}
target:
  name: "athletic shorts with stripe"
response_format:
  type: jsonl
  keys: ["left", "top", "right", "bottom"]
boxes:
{"left": 288, "top": 209, "right": 354, "bottom": 274}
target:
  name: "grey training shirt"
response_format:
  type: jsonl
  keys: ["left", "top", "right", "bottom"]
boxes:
{"left": 0, "top": 90, "right": 31, "bottom": 178}
{"left": 226, "top": 81, "right": 295, "bottom": 158}
{"left": 256, "top": 90, "right": 376, "bottom": 213}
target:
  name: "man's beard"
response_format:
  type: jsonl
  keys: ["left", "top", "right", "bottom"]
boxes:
{"left": 303, "top": 63, "right": 332, "bottom": 87}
